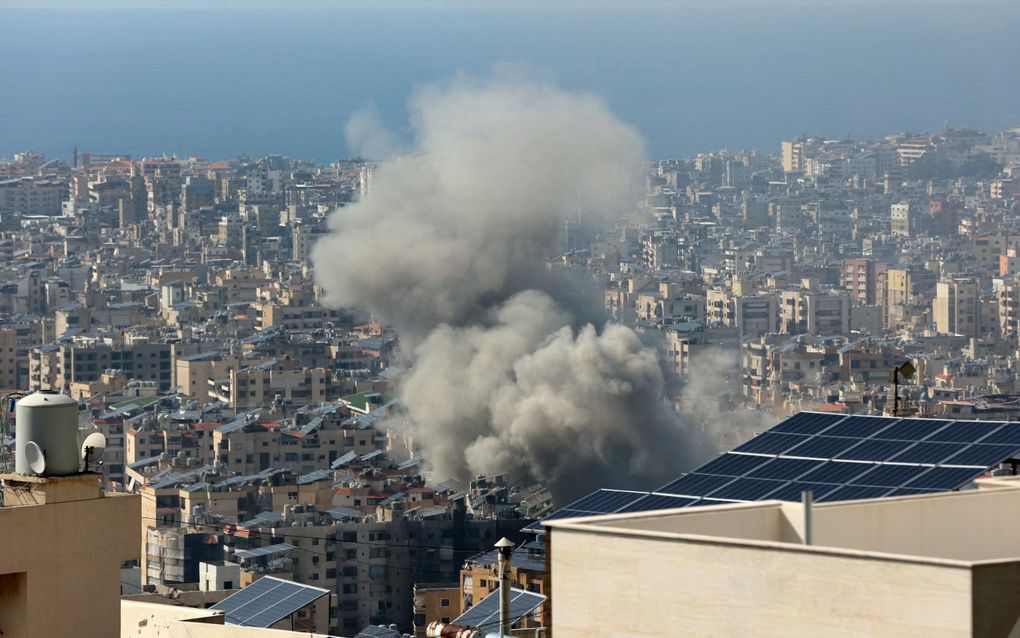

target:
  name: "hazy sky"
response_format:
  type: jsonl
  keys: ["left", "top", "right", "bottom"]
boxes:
{"left": 2, "top": 0, "right": 1017, "bottom": 161}
{"left": 2, "top": 0, "right": 1014, "bottom": 8}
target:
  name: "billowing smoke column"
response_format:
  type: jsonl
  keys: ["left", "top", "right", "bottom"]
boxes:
{"left": 312, "top": 76, "right": 717, "bottom": 503}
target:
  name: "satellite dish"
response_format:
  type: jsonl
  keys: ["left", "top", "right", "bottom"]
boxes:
{"left": 81, "top": 432, "right": 107, "bottom": 472}
{"left": 24, "top": 440, "right": 46, "bottom": 475}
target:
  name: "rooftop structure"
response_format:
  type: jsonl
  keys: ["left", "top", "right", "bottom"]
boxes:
{"left": 546, "top": 476, "right": 1020, "bottom": 637}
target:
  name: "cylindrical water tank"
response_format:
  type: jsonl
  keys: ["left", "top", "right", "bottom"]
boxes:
{"left": 15, "top": 391, "right": 80, "bottom": 476}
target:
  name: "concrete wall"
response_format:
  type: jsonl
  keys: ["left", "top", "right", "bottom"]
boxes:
{"left": 0, "top": 492, "right": 140, "bottom": 638}
{"left": 811, "top": 489, "right": 1020, "bottom": 562}
{"left": 972, "top": 561, "right": 1020, "bottom": 637}
{"left": 550, "top": 527, "right": 974, "bottom": 638}
{"left": 122, "top": 600, "right": 337, "bottom": 638}
{"left": 591, "top": 501, "right": 788, "bottom": 542}
{"left": 590, "top": 488, "right": 1020, "bottom": 564}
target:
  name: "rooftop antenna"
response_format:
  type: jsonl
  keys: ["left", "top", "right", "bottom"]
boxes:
{"left": 80, "top": 432, "right": 107, "bottom": 473}
{"left": 889, "top": 360, "right": 916, "bottom": 417}
{"left": 24, "top": 441, "right": 46, "bottom": 475}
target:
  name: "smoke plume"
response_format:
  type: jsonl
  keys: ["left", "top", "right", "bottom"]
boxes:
{"left": 344, "top": 104, "right": 403, "bottom": 160}
{"left": 312, "top": 75, "right": 717, "bottom": 503}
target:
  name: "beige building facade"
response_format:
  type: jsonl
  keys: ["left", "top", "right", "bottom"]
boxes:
{"left": 0, "top": 473, "right": 140, "bottom": 638}
{"left": 547, "top": 478, "right": 1020, "bottom": 638}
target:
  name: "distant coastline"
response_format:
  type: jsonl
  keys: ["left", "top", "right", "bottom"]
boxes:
{"left": 1, "top": 4, "right": 1019, "bottom": 163}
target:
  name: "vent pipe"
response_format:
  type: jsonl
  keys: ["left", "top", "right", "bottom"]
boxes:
{"left": 802, "top": 490, "right": 813, "bottom": 546}
{"left": 495, "top": 537, "right": 515, "bottom": 638}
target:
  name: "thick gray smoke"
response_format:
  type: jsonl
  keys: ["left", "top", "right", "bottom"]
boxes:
{"left": 314, "top": 77, "right": 644, "bottom": 341}
{"left": 312, "top": 76, "right": 717, "bottom": 503}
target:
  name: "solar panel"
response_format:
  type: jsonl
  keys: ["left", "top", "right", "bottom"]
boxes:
{"left": 690, "top": 498, "right": 744, "bottom": 507}
{"left": 926, "top": 421, "right": 1005, "bottom": 443}
{"left": 977, "top": 424, "right": 1020, "bottom": 445}
{"left": 817, "top": 485, "right": 892, "bottom": 502}
{"left": 695, "top": 453, "right": 770, "bottom": 477}
{"left": 797, "top": 460, "right": 875, "bottom": 485}
{"left": 535, "top": 508, "right": 596, "bottom": 523}
{"left": 822, "top": 415, "right": 893, "bottom": 438}
{"left": 886, "top": 487, "right": 944, "bottom": 497}
{"left": 770, "top": 412, "right": 844, "bottom": 435}
{"left": 874, "top": 419, "right": 951, "bottom": 441}
{"left": 783, "top": 435, "right": 861, "bottom": 459}
{"left": 453, "top": 587, "right": 545, "bottom": 629}
{"left": 732, "top": 432, "right": 810, "bottom": 454}
{"left": 836, "top": 438, "right": 915, "bottom": 462}
{"left": 746, "top": 457, "right": 823, "bottom": 480}
{"left": 212, "top": 576, "right": 330, "bottom": 627}
{"left": 233, "top": 543, "right": 296, "bottom": 559}
{"left": 849, "top": 464, "right": 931, "bottom": 488}
{"left": 904, "top": 467, "right": 985, "bottom": 491}
{"left": 297, "top": 469, "right": 332, "bottom": 485}
{"left": 616, "top": 493, "right": 698, "bottom": 513}
{"left": 564, "top": 489, "right": 646, "bottom": 513}
{"left": 762, "top": 481, "right": 839, "bottom": 502}
{"left": 658, "top": 473, "right": 736, "bottom": 497}
{"left": 707, "top": 477, "right": 788, "bottom": 501}
{"left": 534, "top": 412, "right": 1020, "bottom": 529}
{"left": 888, "top": 441, "right": 964, "bottom": 465}
{"left": 941, "top": 444, "right": 1020, "bottom": 468}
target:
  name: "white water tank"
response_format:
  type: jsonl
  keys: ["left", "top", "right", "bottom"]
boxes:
{"left": 15, "top": 391, "right": 80, "bottom": 476}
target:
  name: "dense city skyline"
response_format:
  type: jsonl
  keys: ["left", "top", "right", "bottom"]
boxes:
{"left": 4, "top": 3, "right": 1020, "bottom": 637}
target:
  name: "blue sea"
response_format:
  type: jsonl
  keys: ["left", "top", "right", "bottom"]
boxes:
{"left": 1, "top": 5, "right": 1019, "bottom": 163}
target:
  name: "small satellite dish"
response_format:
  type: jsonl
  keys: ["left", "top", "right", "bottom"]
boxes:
{"left": 24, "top": 440, "right": 46, "bottom": 475}
{"left": 81, "top": 432, "right": 107, "bottom": 472}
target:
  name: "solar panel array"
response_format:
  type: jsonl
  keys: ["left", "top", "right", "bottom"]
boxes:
{"left": 453, "top": 587, "right": 546, "bottom": 630}
{"left": 233, "top": 543, "right": 296, "bottom": 560}
{"left": 212, "top": 576, "right": 330, "bottom": 627}
{"left": 531, "top": 412, "right": 1020, "bottom": 531}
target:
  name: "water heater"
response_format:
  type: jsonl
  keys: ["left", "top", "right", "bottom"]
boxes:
{"left": 15, "top": 391, "right": 80, "bottom": 476}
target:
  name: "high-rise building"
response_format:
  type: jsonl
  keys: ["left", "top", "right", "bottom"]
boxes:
{"left": 781, "top": 140, "right": 805, "bottom": 173}
{"left": 891, "top": 202, "right": 913, "bottom": 237}
{"left": 841, "top": 258, "right": 888, "bottom": 305}
{"left": 780, "top": 289, "right": 851, "bottom": 336}
{"left": 934, "top": 277, "right": 981, "bottom": 337}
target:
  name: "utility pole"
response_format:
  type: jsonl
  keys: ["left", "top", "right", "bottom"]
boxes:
{"left": 495, "top": 537, "right": 515, "bottom": 638}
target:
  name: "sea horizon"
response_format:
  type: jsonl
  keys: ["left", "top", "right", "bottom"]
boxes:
{"left": 2, "top": 4, "right": 1019, "bottom": 163}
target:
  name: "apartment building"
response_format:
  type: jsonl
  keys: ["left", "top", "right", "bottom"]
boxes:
{"left": 210, "top": 405, "right": 386, "bottom": 478}
{"left": 663, "top": 322, "right": 739, "bottom": 378}
{"left": 0, "top": 175, "right": 64, "bottom": 215}
{"left": 455, "top": 539, "right": 548, "bottom": 631}
{"left": 255, "top": 302, "right": 346, "bottom": 331}
{"left": 213, "top": 266, "right": 269, "bottom": 304}
{"left": 175, "top": 350, "right": 242, "bottom": 399}
{"left": 0, "top": 318, "right": 43, "bottom": 390}
{"left": 934, "top": 277, "right": 981, "bottom": 337}
{"left": 779, "top": 288, "right": 850, "bottom": 336}
{"left": 29, "top": 340, "right": 173, "bottom": 392}
{"left": 140, "top": 480, "right": 529, "bottom": 636}
{"left": 841, "top": 258, "right": 888, "bottom": 305}
{"left": 884, "top": 267, "right": 936, "bottom": 329}
{"left": 890, "top": 202, "right": 914, "bottom": 237}
{"left": 211, "top": 359, "right": 339, "bottom": 412}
